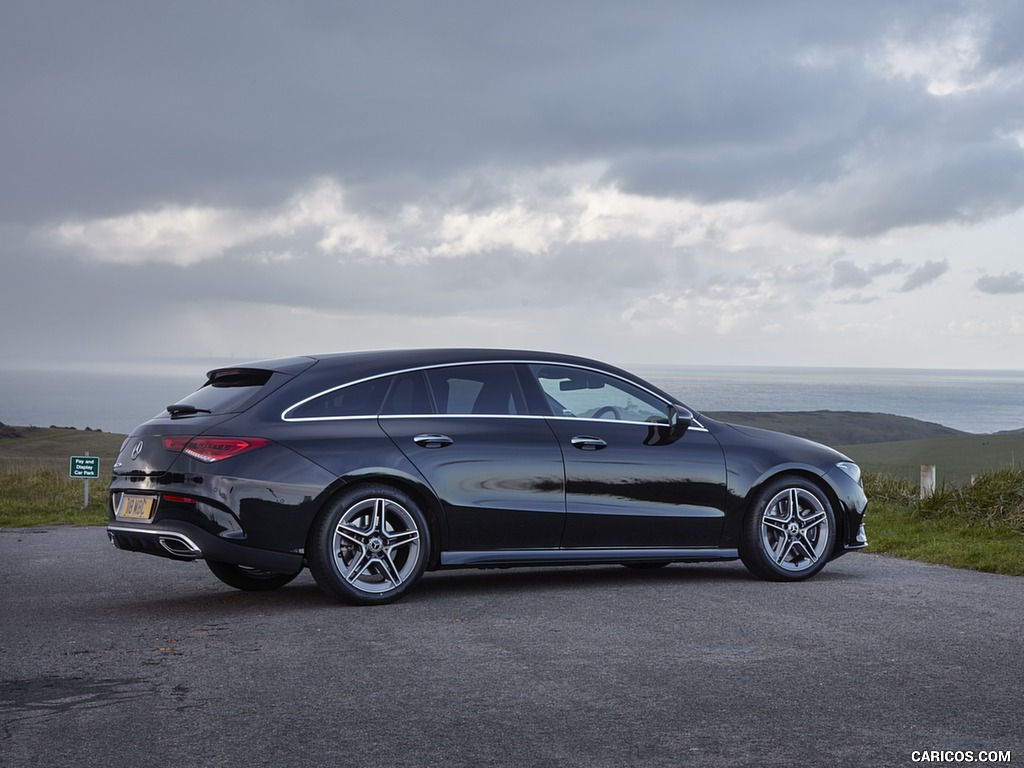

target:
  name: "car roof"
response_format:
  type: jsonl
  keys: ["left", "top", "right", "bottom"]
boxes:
{"left": 221, "top": 348, "right": 613, "bottom": 373}
{"left": 212, "top": 348, "right": 669, "bottom": 398}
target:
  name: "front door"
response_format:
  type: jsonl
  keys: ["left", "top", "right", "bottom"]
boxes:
{"left": 527, "top": 364, "right": 728, "bottom": 549}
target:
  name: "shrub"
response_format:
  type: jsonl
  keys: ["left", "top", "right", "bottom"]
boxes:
{"left": 863, "top": 471, "right": 917, "bottom": 506}
{"left": 916, "top": 468, "right": 1024, "bottom": 532}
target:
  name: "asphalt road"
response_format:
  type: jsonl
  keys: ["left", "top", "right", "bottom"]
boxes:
{"left": 1, "top": 526, "right": 1021, "bottom": 768}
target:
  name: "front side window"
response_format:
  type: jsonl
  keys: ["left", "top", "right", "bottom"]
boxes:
{"left": 530, "top": 365, "right": 669, "bottom": 423}
{"left": 425, "top": 364, "right": 525, "bottom": 415}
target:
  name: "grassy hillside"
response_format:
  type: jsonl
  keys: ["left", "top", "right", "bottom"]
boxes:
{"left": 706, "top": 411, "right": 1022, "bottom": 487}
{"left": 0, "top": 425, "right": 124, "bottom": 526}
{"left": 705, "top": 410, "right": 964, "bottom": 445}
{"left": 0, "top": 424, "right": 125, "bottom": 470}
{"left": 1, "top": 413, "right": 1017, "bottom": 485}
{"left": 838, "top": 433, "right": 1024, "bottom": 487}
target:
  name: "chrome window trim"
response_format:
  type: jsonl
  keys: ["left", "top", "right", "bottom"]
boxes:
{"left": 281, "top": 365, "right": 426, "bottom": 422}
{"left": 281, "top": 359, "right": 694, "bottom": 424}
{"left": 546, "top": 415, "right": 709, "bottom": 432}
{"left": 283, "top": 410, "right": 709, "bottom": 433}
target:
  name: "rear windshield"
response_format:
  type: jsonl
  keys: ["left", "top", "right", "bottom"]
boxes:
{"left": 171, "top": 369, "right": 275, "bottom": 414}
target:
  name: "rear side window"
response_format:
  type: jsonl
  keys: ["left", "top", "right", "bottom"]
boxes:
{"left": 287, "top": 377, "right": 392, "bottom": 419}
{"left": 286, "top": 371, "right": 433, "bottom": 419}
{"left": 171, "top": 369, "right": 274, "bottom": 414}
{"left": 380, "top": 372, "right": 431, "bottom": 415}
{"left": 425, "top": 364, "right": 525, "bottom": 415}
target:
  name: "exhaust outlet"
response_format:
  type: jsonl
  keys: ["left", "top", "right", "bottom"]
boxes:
{"left": 158, "top": 535, "right": 202, "bottom": 559}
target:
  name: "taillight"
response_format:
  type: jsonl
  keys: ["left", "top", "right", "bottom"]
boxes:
{"left": 163, "top": 494, "right": 197, "bottom": 504}
{"left": 163, "top": 436, "right": 191, "bottom": 452}
{"left": 162, "top": 436, "right": 271, "bottom": 463}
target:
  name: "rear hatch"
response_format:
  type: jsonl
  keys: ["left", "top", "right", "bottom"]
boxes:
{"left": 113, "top": 359, "right": 314, "bottom": 477}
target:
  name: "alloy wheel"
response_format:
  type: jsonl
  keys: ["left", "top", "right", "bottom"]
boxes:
{"left": 332, "top": 497, "right": 422, "bottom": 594}
{"left": 759, "top": 487, "right": 830, "bottom": 573}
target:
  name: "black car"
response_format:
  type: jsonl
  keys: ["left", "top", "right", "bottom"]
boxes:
{"left": 107, "top": 349, "right": 867, "bottom": 604}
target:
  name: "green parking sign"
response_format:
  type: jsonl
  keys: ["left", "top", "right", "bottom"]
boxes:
{"left": 69, "top": 455, "right": 101, "bottom": 479}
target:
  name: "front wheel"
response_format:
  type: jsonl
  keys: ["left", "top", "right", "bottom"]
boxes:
{"left": 308, "top": 485, "right": 430, "bottom": 605}
{"left": 206, "top": 561, "right": 301, "bottom": 591}
{"left": 740, "top": 477, "right": 836, "bottom": 581}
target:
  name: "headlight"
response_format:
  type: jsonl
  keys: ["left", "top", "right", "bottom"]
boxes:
{"left": 836, "top": 461, "right": 862, "bottom": 486}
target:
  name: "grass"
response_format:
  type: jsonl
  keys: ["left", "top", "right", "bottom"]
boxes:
{"left": 0, "top": 463, "right": 111, "bottom": 526}
{"left": 862, "top": 470, "right": 1024, "bottom": 577}
{"left": 0, "top": 426, "right": 122, "bottom": 527}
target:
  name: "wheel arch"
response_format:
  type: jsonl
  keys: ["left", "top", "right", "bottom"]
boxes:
{"left": 306, "top": 470, "right": 447, "bottom": 568}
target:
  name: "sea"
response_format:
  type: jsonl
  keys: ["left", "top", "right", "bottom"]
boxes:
{"left": 1, "top": 363, "right": 1023, "bottom": 436}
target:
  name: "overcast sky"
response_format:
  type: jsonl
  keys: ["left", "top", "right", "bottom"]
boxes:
{"left": 3, "top": 0, "right": 1024, "bottom": 373}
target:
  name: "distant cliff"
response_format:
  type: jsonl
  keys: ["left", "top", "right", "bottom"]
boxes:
{"left": 702, "top": 411, "right": 965, "bottom": 446}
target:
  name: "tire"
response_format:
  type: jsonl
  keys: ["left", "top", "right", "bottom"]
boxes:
{"left": 206, "top": 561, "right": 301, "bottom": 591}
{"left": 308, "top": 485, "right": 430, "bottom": 606}
{"left": 739, "top": 476, "right": 836, "bottom": 582}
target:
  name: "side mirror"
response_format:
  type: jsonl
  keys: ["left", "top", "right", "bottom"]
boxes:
{"left": 668, "top": 404, "right": 693, "bottom": 437}
{"left": 643, "top": 404, "right": 693, "bottom": 446}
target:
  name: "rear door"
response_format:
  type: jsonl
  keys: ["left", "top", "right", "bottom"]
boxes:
{"left": 378, "top": 363, "right": 566, "bottom": 552}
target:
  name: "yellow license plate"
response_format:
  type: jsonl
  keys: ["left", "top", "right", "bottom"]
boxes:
{"left": 117, "top": 495, "right": 156, "bottom": 521}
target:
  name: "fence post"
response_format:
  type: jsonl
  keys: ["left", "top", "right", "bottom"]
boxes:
{"left": 920, "top": 465, "right": 936, "bottom": 499}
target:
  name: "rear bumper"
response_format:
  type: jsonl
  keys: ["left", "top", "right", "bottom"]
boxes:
{"left": 107, "top": 521, "right": 303, "bottom": 572}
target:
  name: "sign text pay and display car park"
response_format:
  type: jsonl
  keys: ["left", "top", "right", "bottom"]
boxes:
{"left": 69, "top": 455, "right": 100, "bottom": 479}
{"left": 70, "top": 454, "right": 100, "bottom": 508}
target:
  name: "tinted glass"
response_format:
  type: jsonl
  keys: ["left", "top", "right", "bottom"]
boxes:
{"left": 172, "top": 369, "right": 273, "bottom": 414}
{"left": 380, "top": 372, "right": 432, "bottom": 415}
{"left": 530, "top": 365, "right": 668, "bottom": 423}
{"left": 289, "top": 377, "right": 391, "bottom": 419}
{"left": 426, "top": 364, "right": 524, "bottom": 415}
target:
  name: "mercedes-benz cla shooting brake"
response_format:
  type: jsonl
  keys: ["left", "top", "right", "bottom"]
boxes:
{"left": 108, "top": 349, "right": 868, "bottom": 605}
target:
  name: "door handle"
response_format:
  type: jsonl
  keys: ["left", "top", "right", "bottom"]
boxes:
{"left": 570, "top": 435, "right": 607, "bottom": 451}
{"left": 413, "top": 434, "right": 454, "bottom": 449}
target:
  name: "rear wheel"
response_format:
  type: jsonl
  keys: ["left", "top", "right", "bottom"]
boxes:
{"left": 308, "top": 485, "right": 430, "bottom": 606}
{"left": 206, "top": 561, "right": 301, "bottom": 591}
{"left": 740, "top": 476, "right": 835, "bottom": 581}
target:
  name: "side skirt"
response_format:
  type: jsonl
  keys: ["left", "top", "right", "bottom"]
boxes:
{"left": 440, "top": 547, "right": 739, "bottom": 568}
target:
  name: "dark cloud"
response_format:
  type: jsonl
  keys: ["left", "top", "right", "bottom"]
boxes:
{"left": 899, "top": 259, "right": 949, "bottom": 292}
{"left": 838, "top": 294, "right": 881, "bottom": 305}
{"left": 4, "top": 0, "right": 1021, "bottom": 234}
{"left": 975, "top": 271, "right": 1024, "bottom": 294}
{"left": 2, "top": 1, "right": 1022, "bottom": 370}
{"left": 831, "top": 260, "right": 874, "bottom": 289}
{"left": 830, "top": 259, "right": 905, "bottom": 290}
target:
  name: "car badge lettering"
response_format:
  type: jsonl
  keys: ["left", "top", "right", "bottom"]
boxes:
{"left": 131, "top": 441, "right": 144, "bottom": 461}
